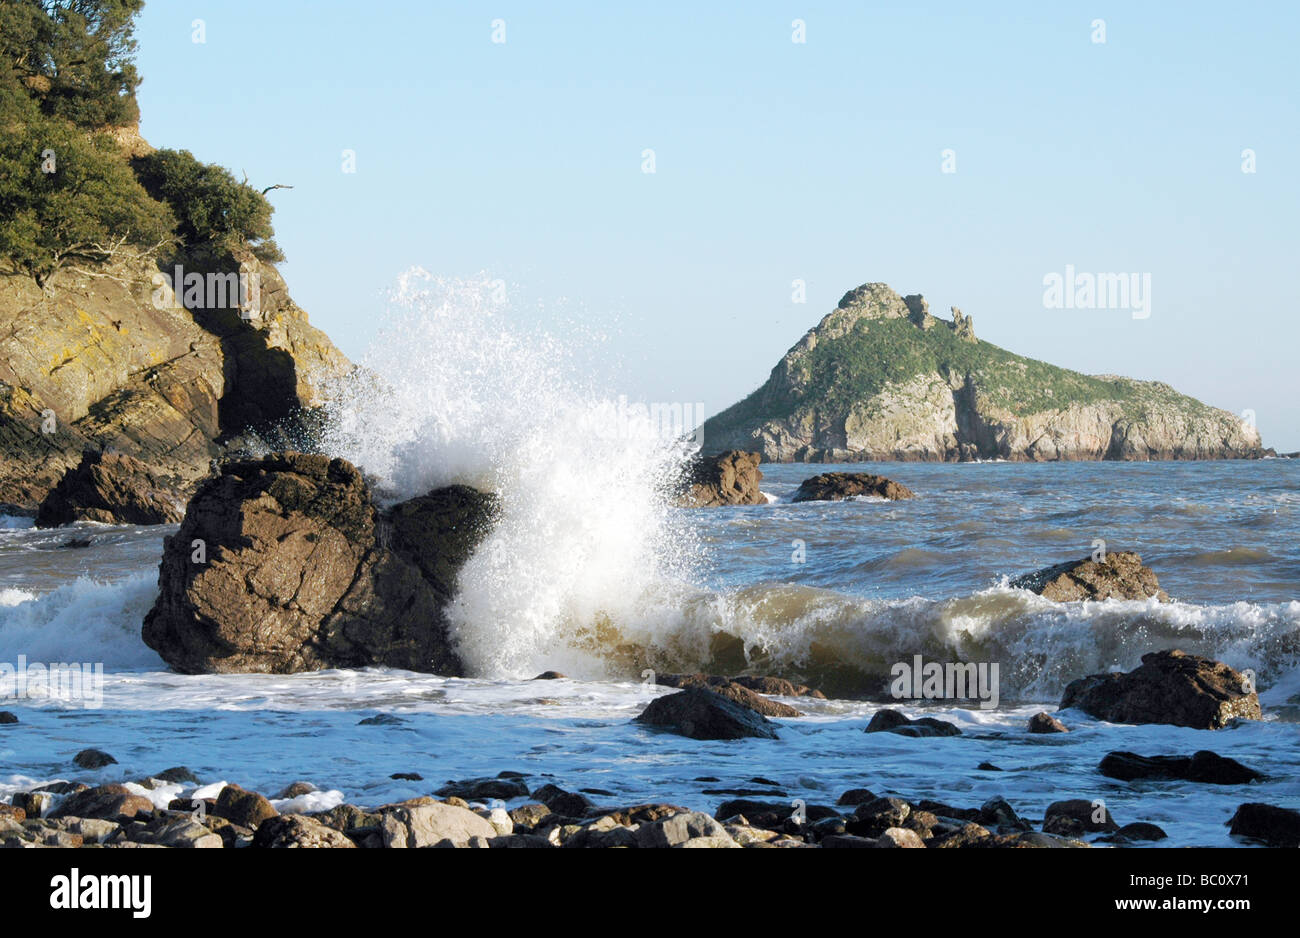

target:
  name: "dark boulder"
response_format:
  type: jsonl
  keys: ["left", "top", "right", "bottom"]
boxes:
{"left": 72, "top": 748, "right": 117, "bottom": 769}
{"left": 49, "top": 784, "right": 154, "bottom": 822}
{"left": 1098, "top": 750, "right": 1264, "bottom": 784}
{"left": 675, "top": 450, "right": 765, "bottom": 507}
{"left": 1227, "top": 803, "right": 1300, "bottom": 847}
{"left": 653, "top": 673, "right": 804, "bottom": 717}
{"left": 253, "top": 814, "right": 356, "bottom": 848}
{"left": 1044, "top": 799, "right": 1120, "bottom": 833}
{"left": 729, "top": 675, "right": 826, "bottom": 699}
{"left": 1011, "top": 551, "right": 1169, "bottom": 602}
{"left": 1060, "top": 650, "right": 1261, "bottom": 729}
{"left": 791, "top": 472, "right": 915, "bottom": 503}
{"left": 633, "top": 687, "right": 779, "bottom": 740}
{"left": 436, "top": 776, "right": 531, "bottom": 801}
{"left": 864, "top": 708, "right": 962, "bottom": 737}
{"left": 142, "top": 453, "right": 496, "bottom": 674}
{"left": 35, "top": 449, "right": 185, "bottom": 527}
{"left": 213, "top": 784, "right": 278, "bottom": 829}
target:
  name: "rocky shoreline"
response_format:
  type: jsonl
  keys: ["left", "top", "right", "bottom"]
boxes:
{"left": 2, "top": 748, "right": 1294, "bottom": 850}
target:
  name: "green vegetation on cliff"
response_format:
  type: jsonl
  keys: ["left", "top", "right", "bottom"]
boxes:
{"left": 0, "top": 0, "right": 282, "bottom": 284}
{"left": 704, "top": 284, "right": 1260, "bottom": 462}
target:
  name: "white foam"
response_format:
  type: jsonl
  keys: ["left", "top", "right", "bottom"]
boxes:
{"left": 0, "top": 574, "right": 163, "bottom": 669}
{"left": 324, "top": 271, "right": 698, "bottom": 679}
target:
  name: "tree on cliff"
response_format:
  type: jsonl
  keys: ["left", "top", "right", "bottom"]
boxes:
{"left": 0, "top": 0, "right": 284, "bottom": 285}
{"left": 2, "top": 0, "right": 144, "bottom": 129}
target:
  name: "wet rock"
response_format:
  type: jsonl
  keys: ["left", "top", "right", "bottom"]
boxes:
{"left": 564, "top": 818, "right": 640, "bottom": 849}
{"left": 1227, "top": 803, "right": 1300, "bottom": 847}
{"left": 1011, "top": 551, "right": 1169, "bottom": 602}
{"left": 12, "top": 792, "right": 51, "bottom": 818}
{"left": 978, "top": 796, "right": 1030, "bottom": 832}
{"left": 213, "top": 785, "right": 279, "bottom": 829}
{"left": 1027, "top": 711, "right": 1068, "bottom": 733}
{"left": 633, "top": 687, "right": 779, "bottom": 740}
{"left": 276, "top": 781, "right": 317, "bottom": 799}
{"left": 836, "top": 788, "right": 876, "bottom": 806}
{"left": 489, "top": 834, "right": 553, "bottom": 848}
{"left": 508, "top": 803, "right": 553, "bottom": 829}
{"left": 654, "top": 673, "right": 804, "bottom": 716}
{"left": 790, "top": 472, "right": 915, "bottom": 503}
{"left": 72, "top": 748, "right": 117, "bottom": 769}
{"left": 715, "top": 799, "right": 837, "bottom": 829}
{"left": 850, "top": 797, "right": 910, "bottom": 836}
{"left": 35, "top": 449, "right": 185, "bottom": 527}
{"left": 636, "top": 811, "right": 736, "bottom": 848}
{"left": 1044, "top": 799, "right": 1120, "bottom": 833}
{"left": 820, "top": 833, "right": 882, "bottom": 848}
{"left": 864, "top": 709, "right": 962, "bottom": 737}
{"left": 358, "top": 714, "right": 405, "bottom": 725}
{"left": 66, "top": 818, "right": 120, "bottom": 844}
{"left": 130, "top": 816, "right": 224, "bottom": 848}
{"left": 531, "top": 671, "right": 566, "bottom": 680}
{"left": 876, "top": 827, "right": 926, "bottom": 848}
{"left": 977, "top": 762, "right": 1003, "bottom": 771}
{"left": 529, "top": 784, "right": 593, "bottom": 817}
{"left": 1104, "top": 822, "right": 1168, "bottom": 843}
{"left": 380, "top": 802, "right": 498, "bottom": 848}
{"left": 254, "top": 814, "right": 356, "bottom": 848}
{"left": 50, "top": 784, "right": 154, "bottom": 822}
{"left": 729, "top": 675, "right": 826, "bottom": 698}
{"left": 1060, "top": 650, "right": 1261, "bottom": 729}
{"left": 390, "top": 772, "right": 423, "bottom": 781}
{"left": 598, "top": 804, "right": 688, "bottom": 827}
{"left": 928, "top": 821, "right": 994, "bottom": 848}
{"left": 142, "top": 453, "right": 497, "bottom": 675}
{"left": 0, "top": 711, "right": 17, "bottom": 724}
{"left": 154, "top": 766, "right": 199, "bottom": 784}
{"left": 1098, "top": 750, "right": 1264, "bottom": 785}
{"left": 994, "top": 831, "right": 1089, "bottom": 848}
{"left": 675, "top": 451, "right": 765, "bottom": 507}
{"left": 436, "top": 776, "right": 530, "bottom": 801}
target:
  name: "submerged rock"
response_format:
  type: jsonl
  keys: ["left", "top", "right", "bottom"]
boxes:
{"left": 1098, "top": 750, "right": 1264, "bottom": 784}
{"left": 1060, "top": 650, "right": 1261, "bottom": 729}
{"left": 72, "top": 748, "right": 117, "bottom": 769}
{"left": 142, "top": 453, "right": 496, "bottom": 674}
{"left": 1011, "top": 551, "right": 1169, "bottom": 602}
{"left": 653, "top": 673, "right": 804, "bottom": 717}
{"left": 675, "top": 450, "right": 765, "bottom": 507}
{"left": 35, "top": 450, "right": 185, "bottom": 527}
{"left": 863, "top": 709, "right": 962, "bottom": 737}
{"left": 633, "top": 687, "right": 780, "bottom": 740}
{"left": 790, "top": 472, "right": 915, "bottom": 503}
{"left": 1027, "top": 711, "right": 1068, "bottom": 733}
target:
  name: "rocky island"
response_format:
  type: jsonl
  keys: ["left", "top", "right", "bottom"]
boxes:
{"left": 701, "top": 283, "right": 1264, "bottom": 462}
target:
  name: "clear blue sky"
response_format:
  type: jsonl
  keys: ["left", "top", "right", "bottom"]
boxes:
{"left": 134, "top": 1, "right": 1300, "bottom": 450}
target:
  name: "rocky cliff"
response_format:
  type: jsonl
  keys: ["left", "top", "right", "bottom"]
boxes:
{"left": 701, "top": 283, "right": 1263, "bottom": 462}
{"left": 0, "top": 250, "right": 351, "bottom": 512}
